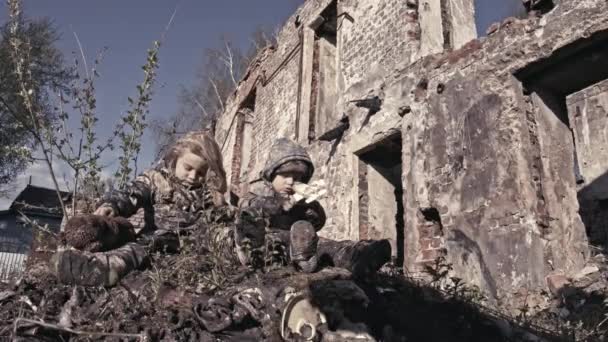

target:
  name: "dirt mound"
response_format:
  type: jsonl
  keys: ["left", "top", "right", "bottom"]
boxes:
{"left": 1, "top": 220, "right": 607, "bottom": 341}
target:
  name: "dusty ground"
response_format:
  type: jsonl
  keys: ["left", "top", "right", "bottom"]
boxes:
{"left": 1, "top": 220, "right": 607, "bottom": 341}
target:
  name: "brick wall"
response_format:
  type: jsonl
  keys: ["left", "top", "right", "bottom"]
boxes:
{"left": 212, "top": 0, "right": 607, "bottom": 301}
{"left": 230, "top": 111, "right": 247, "bottom": 188}
{"left": 340, "top": 0, "right": 419, "bottom": 91}
{"left": 416, "top": 208, "right": 446, "bottom": 264}
{"left": 215, "top": 0, "right": 337, "bottom": 190}
{"left": 213, "top": 0, "right": 477, "bottom": 247}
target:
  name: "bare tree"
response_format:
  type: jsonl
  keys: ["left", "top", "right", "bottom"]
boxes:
{"left": 152, "top": 27, "right": 278, "bottom": 156}
{"left": 3, "top": 0, "right": 167, "bottom": 217}
{"left": 0, "top": 10, "right": 74, "bottom": 195}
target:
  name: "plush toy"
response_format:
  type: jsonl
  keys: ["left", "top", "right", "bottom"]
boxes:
{"left": 61, "top": 215, "right": 136, "bottom": 252}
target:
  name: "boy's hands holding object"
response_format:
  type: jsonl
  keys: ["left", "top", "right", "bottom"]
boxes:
{"left": 292, "top": 180, "right": 327, "bottom": 204}
{"left": 281, "top": 194, "right": 299, "bottom": 211}
{"left": 280, "top": 180, "right": 327, "bottom": 211}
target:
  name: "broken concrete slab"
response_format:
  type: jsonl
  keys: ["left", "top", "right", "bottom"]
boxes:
{"left": 546, "top": 274, "right": 571, "bottom": 296}
{"left": 574, "top": 265, "right": 600, "bottom": 281}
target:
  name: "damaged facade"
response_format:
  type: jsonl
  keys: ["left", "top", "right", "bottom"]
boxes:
{"left": 215, "top": 0, "right": 608, "bottom": 301}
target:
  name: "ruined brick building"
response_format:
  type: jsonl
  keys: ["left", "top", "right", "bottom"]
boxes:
{"left": 215, "top": 0, "right": 608, "bottom": 301}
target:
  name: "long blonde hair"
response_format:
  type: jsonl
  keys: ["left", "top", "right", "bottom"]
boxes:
{"left": 163, "top": 131, "right": 227, "bottom": 206}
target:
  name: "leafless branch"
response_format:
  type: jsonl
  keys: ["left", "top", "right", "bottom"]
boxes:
{"left": 16, "top": 210, "right": 59, "bottom": 238}
{"left": 193, "top": 98, "right": 209, "bottom": 117}
{"left": 57, "top": 92, "right": 76, "bottom": 157}
{"left": 72, "top": 30, "right": 89, "bottom": 79}
{"left": 223, "top": 40, "right": 238, "bottom": 87}
{"left": 13, "top": 318, "right": 145, "bottom": 340}
{"left": 208, "top": 76, "right": 225, "bottom": 113}
{"left": 160, "top": 4, "right": 179, "bottom": 43}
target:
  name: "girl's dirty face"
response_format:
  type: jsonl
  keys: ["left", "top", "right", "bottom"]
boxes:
{"left": 174, "top": 151, "right": 208, "bottom": 187}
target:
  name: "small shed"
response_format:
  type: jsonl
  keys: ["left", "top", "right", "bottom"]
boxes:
{"left": 0, "top": 185, "right": 69, "bottom": 280}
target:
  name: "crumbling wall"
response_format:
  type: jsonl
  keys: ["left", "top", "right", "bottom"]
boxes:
{"left": 302, "top": 0, "right": 424, "bottom": 242}
{"left": 568, "top": 79, "right": 608, "bottom": 245}
{"left": 568, "top": 79, "right": 608, "bottom": 189}
{"left": 252, "top": 58, "right": 301, "bottom": 170}
{"left": 397, "top": 0, "right": 607, "bottom": 298}
{"left": 402, "top": 71, "right": 556, "bottom": 297}
{"left": 445, "top": 0, "right": 477, "bottom": 49}
{"left": 417, "top": 0, "right": 477, "bottom": 56}
{"left": 366, "top": 163, "right": 400, "bottom": 256}
{"left": 216, "top": 0, "right": 426, "bottom": 207}
{"left": 529, "top": 89, "right": 587, "bottom": 278}
{"left": 418, "top": 0, "right": 444, "bottom": 56}
{"left": 339, "top": 0, "right": 419, "bottom": 92}
{"left": 215, "top": 0, "right": 608, "bottom": 301}
{"left": 216, "top": 0, "right": 336, "bottom": 192}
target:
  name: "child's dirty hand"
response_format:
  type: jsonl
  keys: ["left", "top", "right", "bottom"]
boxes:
{"left": 94, "top": 205, "right": 115, "bottom": 217}
{"left": 281, "top": 195, "right": 299, "bottom": 211}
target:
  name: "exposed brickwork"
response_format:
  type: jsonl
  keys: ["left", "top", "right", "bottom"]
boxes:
{"left": 215, "top": 0, "right": 422, "bottom": 188}
{"left": 420, "top": 237, "right": 443, "bottom": 250}
{"left": 340, "top": 0, "right": 419, "bottom": 90}
{"left": 416, "top": 208, "right": 446, "bottom": 264}
{"left": 419, "top": 248, "right": 447, "bottom": 263}
{"left": 230, "top": 112, "right": 246, "bottom": 187}
{"left": 250, "top": 56, "right": 301, "bottom": 177}
{"left": 213, "top": 0, "right": 608, "bottom": 300}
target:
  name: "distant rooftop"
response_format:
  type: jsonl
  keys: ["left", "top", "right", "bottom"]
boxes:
{"left": 8, "top": 184, "right": 70, "bottom": 217}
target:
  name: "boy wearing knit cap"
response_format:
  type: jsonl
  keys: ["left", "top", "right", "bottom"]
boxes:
{"left": 236, "top": 138, "right": 391, "bottom": 276}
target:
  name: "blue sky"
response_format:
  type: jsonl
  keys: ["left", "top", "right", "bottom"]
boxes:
{"left": 0, "top": 0, "right": 523, "bottom": 209}
{"left": 2, "top": 0, "right": 303, "bottom": 168}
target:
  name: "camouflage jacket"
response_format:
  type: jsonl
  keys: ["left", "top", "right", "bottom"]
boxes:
{"left": 239, "top": 180, "right": 326, "bottom": 232}
{"left": 100, "top": 167, "right": 216, "bottom": 232}
{"left": 238, "top": 138, "right": 325, "bottom": 232}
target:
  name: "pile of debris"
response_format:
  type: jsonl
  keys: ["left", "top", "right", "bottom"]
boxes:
{"left": 527, "top": 253, "right": 608, "bottom": 341}
{"left": 1, "top": 217, "right": 607, "bottom": 341}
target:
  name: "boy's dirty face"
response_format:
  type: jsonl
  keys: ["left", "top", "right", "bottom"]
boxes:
{"left": 174, "top": 150, "right": 208, "bottom": 187}
{"left": 272, "top": 171, "right": 304, "bottom": 196}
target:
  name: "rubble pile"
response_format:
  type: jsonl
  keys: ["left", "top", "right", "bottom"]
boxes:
{"left": 1, "top": 215, "right": 607, "bottom": 341}
{"left": 527, "top": 253, "right": 608, "bottom": 341}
